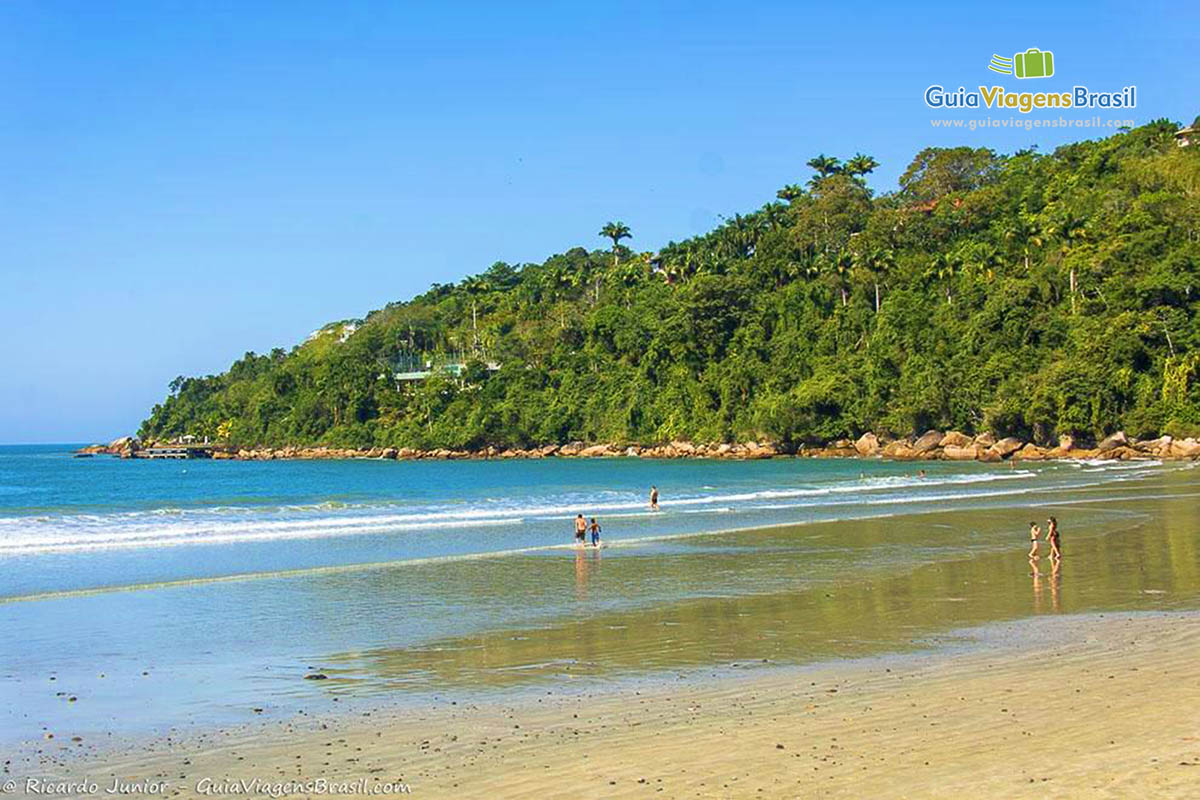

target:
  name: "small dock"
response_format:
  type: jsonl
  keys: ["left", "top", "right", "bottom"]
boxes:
{"left": 142, "top": 444, "right": 215, "bottom": 459}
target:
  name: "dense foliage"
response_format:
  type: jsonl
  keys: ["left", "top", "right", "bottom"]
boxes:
{"left": 140, "top": 122, "right": 1200, "bottom": 450}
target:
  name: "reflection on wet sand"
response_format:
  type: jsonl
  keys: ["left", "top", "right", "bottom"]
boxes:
{"left": 1031, "top": 557, "right": 1043, "bottom": 611}
{"left": 1030, "top": 556, "right": 1063, "bottom": 613}
{"left": 574, "top": 547, "right": 601, "bottom": 599}
{"left": 321, "top": 488, "right": 1200, "bottom": 693}
{"left": 1050, "top": 557, "right": 1061, "bottom": 612}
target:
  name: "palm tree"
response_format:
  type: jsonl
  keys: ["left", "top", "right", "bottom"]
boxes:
{"left": 599, "top": 222, "right": 632, "bottom": 265}
{"left": 718, "top": 213, "right": 756, "bottom": 259}
{"left": 806, "top": 154, "right": 842, "bottom": 178}
{"left": 962, "top": 243, "right": 1000, "bottom": 285}
{"left": 856, "top": 247, "right": 895, "bottom": 313}
{"left": 1004, "top": 212, "right": 1044, "bottom": 272}
{"left": 802, "top": 257, "right": 822, "bottom": 281}
{"left": 1046, "top": 212, "right": 1088, "bottom": 314}
{"left": 760, "top": 202, "right": 789, "bottom": 230}
{"left": 926, "top": 253, "right": 958, "bottom": 304}
{"left": 776, "top": 184, "right": 806, "bottom": 203}
{"left": 819, "top": 250, "right": 853, "bottom": 306}
{"left": 844, "top": 153, "right": 880, "bottom": 177}
{"left": 596, "top": 222, "right": 631, "bottom": 305}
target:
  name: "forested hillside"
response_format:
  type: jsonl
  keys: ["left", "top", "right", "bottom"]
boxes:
{"left": 140, "top": 121, "right": 1200, "bottom": 450}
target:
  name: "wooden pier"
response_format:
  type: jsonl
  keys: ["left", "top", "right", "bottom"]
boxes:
{"left": 142, "top": 444, "right": 215, "bottom": 459}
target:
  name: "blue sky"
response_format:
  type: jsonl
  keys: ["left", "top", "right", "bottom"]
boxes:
{"left": 1, "top": 0, "right": 1195, "bottom": 443}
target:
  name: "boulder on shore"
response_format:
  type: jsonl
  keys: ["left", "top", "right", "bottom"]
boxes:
{"left": 912, "top": 430, "right": 943, "bottom": 453}
{"left": 1013, "top": 443, "right": 1047, "bottom": 461}
{"left": 1170, "top": 438, "right": 1200, "bottom": 458}
{"left": 881, "top": 440, "right": 917, "bottom": 460}
{"left": 973, "top": 432, "right": 996, "bottom": 448}
{"left": 988, "top": 437, "right": 1024, "bottom": 458}
{"left": 938, "top": 431, "right": 971, "bottom": 448}
{"left": 744, "top": 441, "right": 779, "bottom": 459}
{"left": 942, "top": 444, "right": 981, "bottom": 461}
{"left": 1096, "top": 431, "right": 1129, "bottom": 453}
{"left": 106, "top": 436, "right": 140, "bottom": 458}
{"left": 1131, "top": 436, "right": 1168, "bottom": 455}
{"left": 854, "top": 433, "right": 880, "bottom": 456}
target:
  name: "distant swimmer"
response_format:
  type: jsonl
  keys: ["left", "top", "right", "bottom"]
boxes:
{"left": 650, "top": 485, "right": 660, "bottom": 511}
{"left": 1027, "top": 520, "right": 1041, "bottom": 560}
{"left": 917, "top": 469, "right": 927, "bottom": 479}
{"left": 589, "top": 517, "right": 602, "bottom": 547}
{"left": 1046, "top": 516, "right": 1061, "bottom": 560}
{"left": 574, "top": 513, "right": 587, "bottom": 545}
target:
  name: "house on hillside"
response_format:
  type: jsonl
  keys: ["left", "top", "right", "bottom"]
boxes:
{"left": 1176, "top": 116, "right": 1200, "bottom": 147}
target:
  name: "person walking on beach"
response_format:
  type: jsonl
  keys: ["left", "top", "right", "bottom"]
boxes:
{"left": 649, "top": 485, "right": 659, "bottom": 511}
{"left": 1027, "top": 520, "right": 1042, "bottom": 560}
{"left": 588, "top": 517, "right": 601, "bottom": 547}
{"left": 574, "top": 513, "right": 587, "bottom": 545}
{"left": 1046, "top": 516, "right": 1061, "bottom": 560}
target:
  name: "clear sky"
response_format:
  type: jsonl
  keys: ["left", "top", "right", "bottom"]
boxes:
{"left": 1, "top": 0, "right": 1195, "bottom": 443}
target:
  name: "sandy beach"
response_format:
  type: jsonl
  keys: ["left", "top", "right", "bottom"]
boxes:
{"left": 23, "top": 610, "right": 1192, "bottom": 798}
{"left": 7, "top": 460, "right": 1200, "bottom": 798}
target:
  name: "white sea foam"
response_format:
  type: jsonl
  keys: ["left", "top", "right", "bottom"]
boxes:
{"left": 0, "top": 461, "right": 1166, "bottom": 558}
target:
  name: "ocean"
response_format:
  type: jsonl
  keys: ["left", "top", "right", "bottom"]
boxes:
{"left": 1, "top": 444, "right": 1197, "bottom": 752}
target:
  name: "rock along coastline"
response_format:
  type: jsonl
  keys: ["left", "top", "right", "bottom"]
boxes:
{"left": 75, "top": 430, "right": 1200, "bottom": 463}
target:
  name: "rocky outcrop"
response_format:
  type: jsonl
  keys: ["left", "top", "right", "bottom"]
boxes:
{"left": 912, "top": 430, "right": 943, "bottom": 453}
{"left": 1045, "top": 435, "right": 1076, "bottom": 458}
{"left": 1171, "top": 438, "right": 1200, "bottom": 458}
{"left": 988, "top": 437, "right": 1024, "bottom": 458}
{"left": 942, "top": 444, "right": 982, "bottom": 461}
{"left": 854, "top": 433, "right": 881, "bottom": 456}
{"left": 881, "top": 439, "right": 918, "bottom": 460}
{"left": 973, "top": 432, "right": 996, "bottom": 448}
{"left": 938, "top": 431, "right": 971, "bottom": 448}
{"left": 81, "top": 428, "right": 1200, "bottom": 463}
{"left": 1013, "top": 443, "right": 1048, "bottom": 461}
{"left": 74, "top": 437, "right": 141, "bottom": 458}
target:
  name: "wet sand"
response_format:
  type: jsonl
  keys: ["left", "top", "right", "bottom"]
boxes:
{"left": 37, "top": 610, "right": 1200, "bottom": 798}
{"left": 13, "top": 469, "right": 1200, "bottom": 796}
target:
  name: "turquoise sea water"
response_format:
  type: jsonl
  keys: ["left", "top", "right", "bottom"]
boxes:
{"left": 0, "top": 444, "right": 1195, "bottom": 751}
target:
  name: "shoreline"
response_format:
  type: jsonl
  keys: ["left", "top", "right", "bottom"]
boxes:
{"left": 37, "top": 610, "right": 1200, "bottom": 798}
{"left": 9, "top": 467, "right": 1200, "bottom": 797}
{"left": 77, "top": 429, "right": 1200, "bottom": 462}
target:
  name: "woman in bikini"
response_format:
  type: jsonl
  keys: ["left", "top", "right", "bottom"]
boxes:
{"left": 1046, "top": 516, "right": 1061, "bottom": 560}
{"left": 1027, "top": 521, "right": 1041, "bottom": 560}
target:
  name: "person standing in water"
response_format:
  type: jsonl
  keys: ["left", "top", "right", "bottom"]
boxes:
{"left": 1027, "top": 520, "right": 1042, "bottom": 560}
{"left": 574, "top": 513, "right": 587, "bottom": 545}
{"left": 589, "top": 517, "right": 601, "bottom": 547}
{"left": 1046, "top": 516, "right": 1061, "bottom": 560}
{"left": 649, "top": 485, "right": 659, "bottom": 511}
